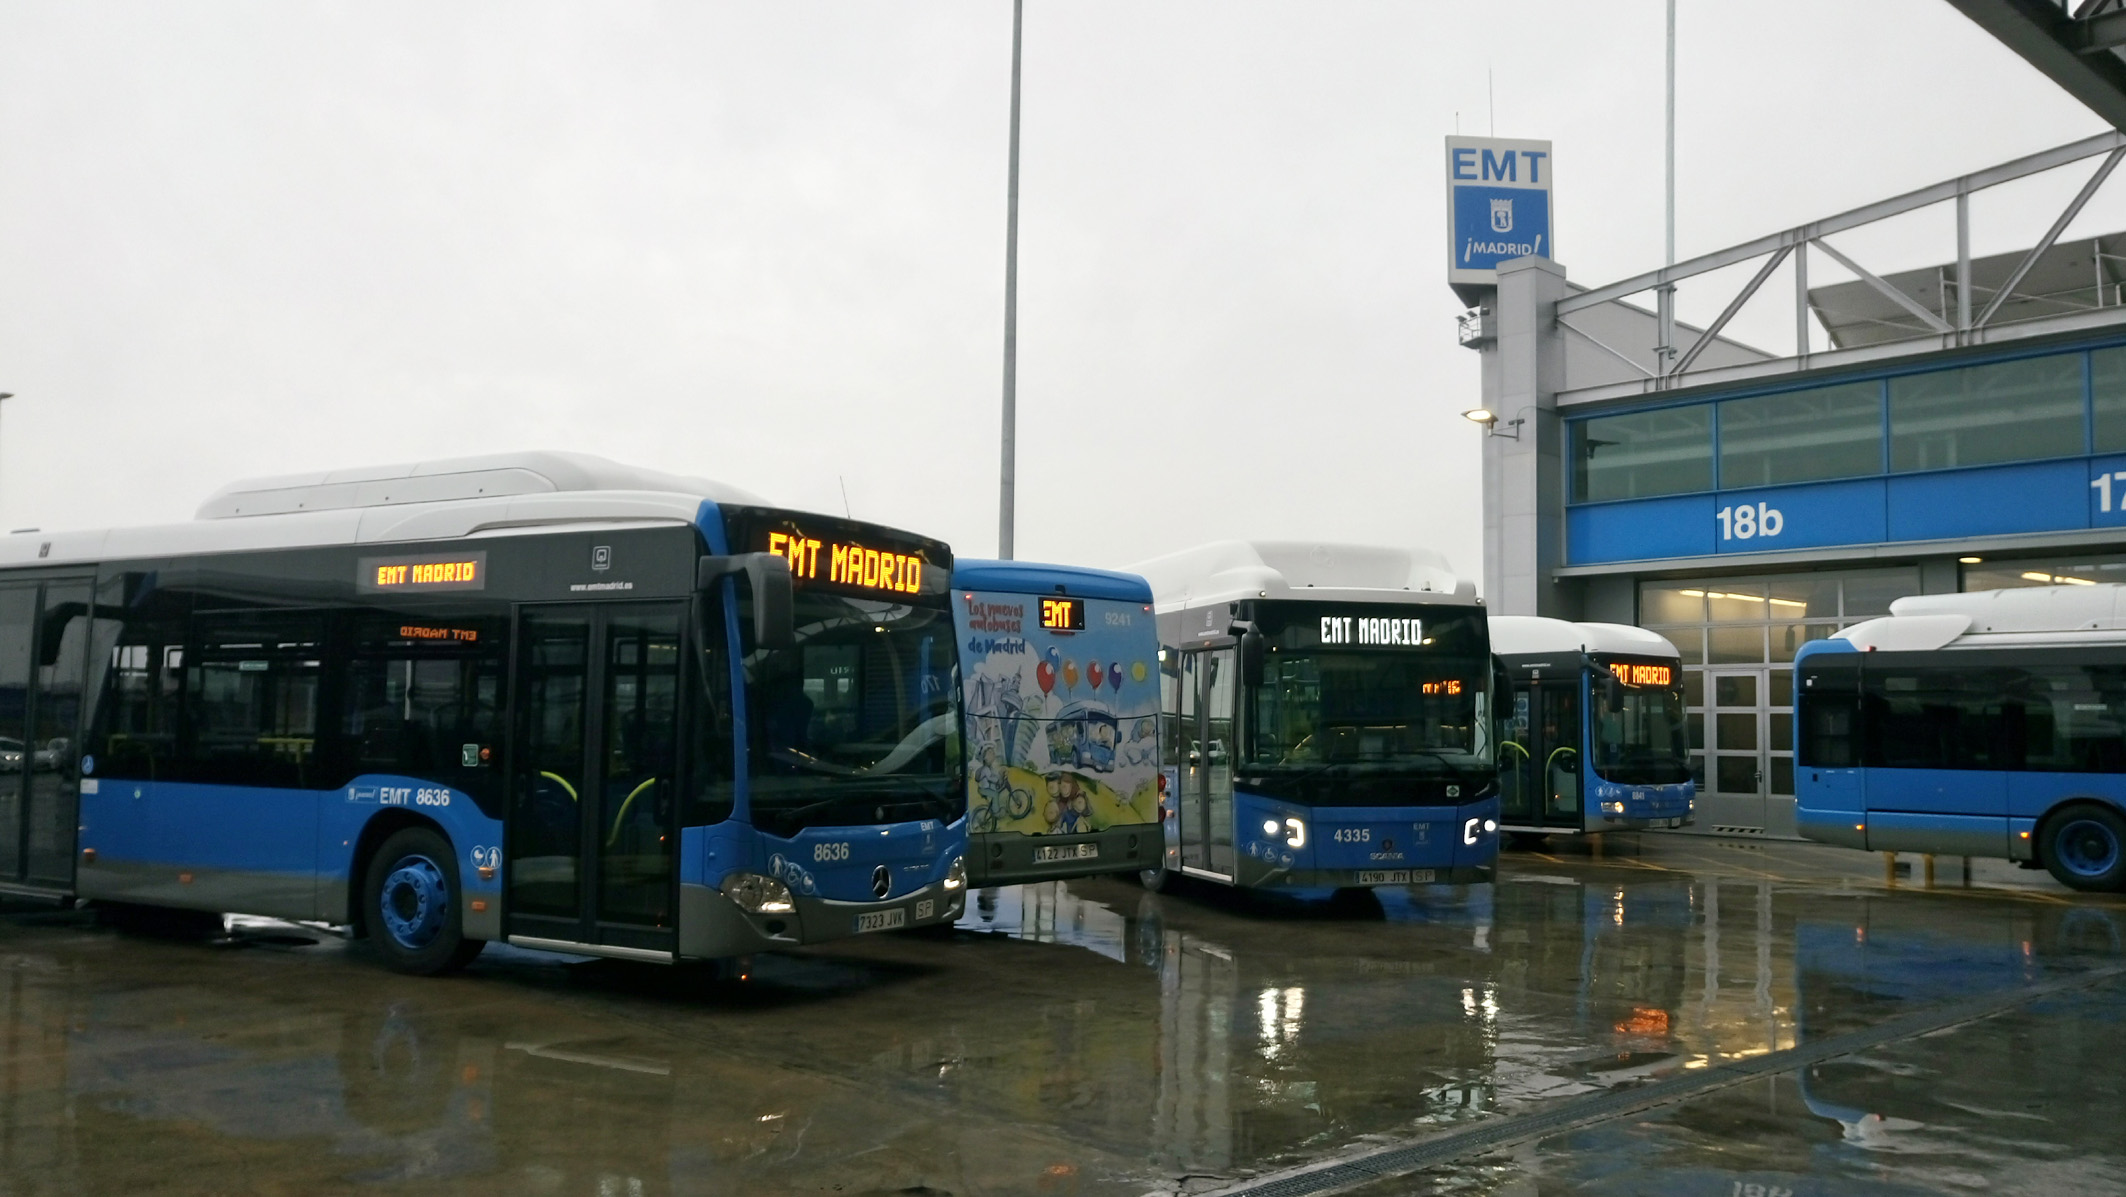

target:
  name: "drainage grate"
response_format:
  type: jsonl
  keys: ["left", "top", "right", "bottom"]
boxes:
{"left": 1204, "top": 964, "right": 2126, "bottom": 1197}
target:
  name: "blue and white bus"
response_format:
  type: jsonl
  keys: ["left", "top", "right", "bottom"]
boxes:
{"left": 1489, "top": 617, "right": 1694, "bottom": 840}
{"left": 953, "top": 559, "right": 1162, "bottom": 885}
{"left": 0, "top": 452, "right": 967, "bottom": 972}
{"left": 1130, "top": 541, "right": 1500, "bottom": 893}
{"left": 1795, "top": 583, "right": 2126, "bottom": 892}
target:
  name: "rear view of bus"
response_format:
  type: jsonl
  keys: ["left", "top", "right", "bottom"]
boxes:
{"left": 1132, "top": 541, "right": 1500, "bottom": 892}
{"left": 1490, "top": 617, "right": 1695, "bottom": 838}
{"left": 953, "top": 560, "right": 1161, "bottom": 885}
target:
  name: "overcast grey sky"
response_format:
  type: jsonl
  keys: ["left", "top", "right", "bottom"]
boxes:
{"left": 0, "top": 2, "right": 2109, "bottom": 583}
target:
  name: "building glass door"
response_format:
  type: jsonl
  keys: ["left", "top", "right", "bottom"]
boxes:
{"left": 1705, "top": 671, "right": 1765, "bottom": 833}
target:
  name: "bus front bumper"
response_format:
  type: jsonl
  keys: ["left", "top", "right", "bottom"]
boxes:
{"left": 1234, "top": 862, "right": 1496, "bottom": 889}
{"left": 677, "top": 879, "right": 964, "bottom": 959}
{"left": 967, "top": 824, "right": 1159, "bottom": 887}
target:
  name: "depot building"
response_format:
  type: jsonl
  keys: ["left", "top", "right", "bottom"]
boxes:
{"left": 1454, "top": 131, "right": 2126, "bottom": 840}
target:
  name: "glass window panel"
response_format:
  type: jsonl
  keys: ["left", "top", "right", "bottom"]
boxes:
{"left": 1639, "top": 585, "right": 1706, "bottom": 625}
{"left": 1769, "top": 622, "right": 1834, "bottom": 663}
{"left": 1962, "top": 555, "right": 2126, "bottom": 592}
{"left": 1667, "top": 627, "right": 1705, "bottom": 665}
{"left": 1889, "top": 354, "right": 2085, "bottom": 472}
{"left": 1573, "top": 406, "right": 1713, "bottom": 502}
{"left": 1770, "top": 669, "right": 1793, "bottom": 707}
{"left": 1840, "top": 569, "right": 1920, "bottom": 617}
{"left": 1767, "top": 577, "right": 1840, "bottom": 620}
{"left": 1718, "top": 382, "right": 1884, "bottom": 487}
{"left": 1769, "top": 756, "right": 1794, "bottom": 797}
{"left": 1709, "top": 626, "right": 1765, "bottom": 664}
{"left": 1709, "top": 676, "right": 1760, "bottom": 710}
{"left": 1688, "top": 712, "right": 1705, "bottom": 751}
{"left": 1689, "top": 752, "right": 1706, "bottom": 788}
{"left": 1714, "top": 675, "right": 1758, "bottom": 707}
{"left": 1716, "top": 755, "right": 1760, "bottom": 793}
{"left": 1704, "top": 585, "right": 1769, "bottom": 623}
{"left": 1683, "top": 669, "right": 1704, "bottom": 708}
{"left": 1769, "top": 712, "right": 1794, "bottom": 751}
{"left": 1716, "top": 713, "right": 1758, "bottom": 750}
{"left": 2094, "top": 347, "right": 2126, "bottom": 452}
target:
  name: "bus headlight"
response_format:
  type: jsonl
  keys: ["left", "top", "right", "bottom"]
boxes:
{"left": 1284, "top": 817, "right": 1306, "bottom": 849}
{"left": 944, "top": 855, "right": 966, "bottom": 891}
{"left": 722, "top": 873, "right": 796, "bottom": 915}
{"left": 1484, "top": 819, "right": 1497, "bottom": 833}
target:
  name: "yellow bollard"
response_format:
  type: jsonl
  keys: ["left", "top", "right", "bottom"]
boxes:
{"left": 1883, "top": 851, "right": 1898, "bottom": 887}
{"left": 1923, "top": 854, "right": 1936, "bottom": 888}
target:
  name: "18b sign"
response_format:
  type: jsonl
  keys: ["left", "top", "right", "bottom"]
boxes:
{"left": 1717, "top": 501, "right": 1784, "bottom": 542}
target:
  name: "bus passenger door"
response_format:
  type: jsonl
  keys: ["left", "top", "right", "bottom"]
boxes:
{"left": 1176, "top": 645, "right": 1237, "bottom": 879}
{"left": 1498, "top": 677, "right": 1539, "bottom": 826}
{"left": 1540, "top": 680, "right": 1583, "bottom": 827}
{"left": 508, "top": 604, "right": 683, "bottom": 955}
{"left": 0, "top": 579, "right": 93, "bottom": 897}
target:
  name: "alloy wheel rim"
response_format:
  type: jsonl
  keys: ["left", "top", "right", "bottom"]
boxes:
{"left": 379, "top": 854, "right": 449, "bottom": 949}
{"left": 2057, "top": 819, "right": 2121, "bottom": 877}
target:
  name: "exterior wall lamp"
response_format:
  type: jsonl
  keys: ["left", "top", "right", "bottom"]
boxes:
{"left": 1461, "top": 408, "right": 1524, "bottom": 440}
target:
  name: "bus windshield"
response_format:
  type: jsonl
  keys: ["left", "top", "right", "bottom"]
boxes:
{"left": 744, "top": 594, "right": 961, "bottom": 837}
{"left": 1590, "top": 679, "right": 1691, "bottom": 785}
{"left": 1243, "top": 603, "right": 1492, "bottom": 800}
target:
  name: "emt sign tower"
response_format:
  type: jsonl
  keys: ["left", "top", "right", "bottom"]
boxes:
{"left": 1445, "top": 136, "right": 1553, "bottom": 302}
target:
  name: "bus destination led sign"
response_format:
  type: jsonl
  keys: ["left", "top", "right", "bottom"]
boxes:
{"left": 1421, "top": 679, "right": 1463, "bottom": 695}
{"left": 766, "top": 530, "right": 925, "bottom": 595}
{"left": 1039, "top": 598, "right": 1084, "bottom": 631}
{"left": 1319, "top": 615, "right": 1425, "bottom": 647}
{"left": 1608, "top": 661, "right": 1674, "bottom": 687}
{"left": 358, "top": 552, "right": 488, "bottom": 594}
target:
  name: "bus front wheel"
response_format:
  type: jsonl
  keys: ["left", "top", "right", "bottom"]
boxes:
{"left": 364, "top": 827, "right": 486, "bottom": 975}
{"left": 2040, "top": 804, "right": 2126, "bottom": 893}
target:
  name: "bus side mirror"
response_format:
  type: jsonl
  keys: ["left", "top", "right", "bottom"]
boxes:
{"left": 698, "top": 554, "right": 796, "bottom": 650}
{"left": 1239, "top": 630, "right": 1264, "bottom": 686}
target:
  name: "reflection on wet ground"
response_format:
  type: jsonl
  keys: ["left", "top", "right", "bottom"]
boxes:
{"left": 1, "top": 834, "right": 2122, "bottom": 1195}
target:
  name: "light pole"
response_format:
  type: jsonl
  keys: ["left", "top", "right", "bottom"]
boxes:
{"left": 998, "top": 0, "right": 1024, "bottom": 560}
{"left": 0, "top": 393, "right": 12, "bottom": 526}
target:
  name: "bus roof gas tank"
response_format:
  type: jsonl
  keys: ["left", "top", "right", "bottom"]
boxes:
{"left": 1128, "top": 540, "right": 1475, "bottom": 610}
{"left": 196, "top": 451, "right": 765, "bottom": 519}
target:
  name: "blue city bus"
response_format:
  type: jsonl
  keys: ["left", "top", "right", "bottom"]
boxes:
{"left": 1489, "top": 616, "right": 1695, "bottom": 841}
{"left": 953, "top": 559, "right": 1163, "bottom": 885}
{"left": 0, "top": 452, "right": 967, "bottom": 973}
{"left": 1130, "top": 541, "right": 1500, "bottom": 892}
{"left": 1795, "top": 583, "right": 2126, "bottom": 892}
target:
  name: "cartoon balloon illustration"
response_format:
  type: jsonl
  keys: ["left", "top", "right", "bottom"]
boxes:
{"left": 1087, "top": 661, "right": 1105, "bottom": 690}
{"left": 1036, "top": 660, "right": 1056, "bottom": 695}
{"left": 1062, "top": 659, "right": 1080, "bottom": 694}
{"left": 1131, "top": 660, "right": 1148, "bottom": 683}
{"left": 1109, "top": 661, "right": 1124, "bottom": 691}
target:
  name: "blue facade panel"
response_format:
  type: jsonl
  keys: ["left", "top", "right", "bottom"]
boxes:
{"left": 1566, "top": 494, "right": 1713, "bottom": 565}
{"left": 1886, "top": 459, "right": 2090, "bottom": 542}
{"left": 1713, "top": 478, "right": 1886, "bottom": 555}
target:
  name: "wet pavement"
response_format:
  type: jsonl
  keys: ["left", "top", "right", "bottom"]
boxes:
{"left": 2, "top": 835, "right": 2123, "bottom": 1196}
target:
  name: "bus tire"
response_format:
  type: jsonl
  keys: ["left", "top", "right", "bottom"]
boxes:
{"left": 2039, "top": 803, "right": 2126, "bottom": 893}
{"left": 364, "top": 826, "right": 486, "bottom": 975}
{"left": 1138, "top": 865, "right": 1171, "bottom": 892}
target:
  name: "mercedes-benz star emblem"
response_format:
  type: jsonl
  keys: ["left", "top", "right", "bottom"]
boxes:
{"left": 871, "top": 864, "right": 891, "bottom": 899}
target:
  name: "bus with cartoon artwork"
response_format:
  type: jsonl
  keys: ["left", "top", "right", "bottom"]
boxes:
{"left": 1489, "top": 616, "right": 1695, "bottom": 842}
{"left": 1129, "top": 541, "right": 1500, "bottom": 894}
{"left": 0, "top": 452, "right": 967, "bottom": 974}
{"left": 953, "top": 560, "right": 1162, "bottom": 885}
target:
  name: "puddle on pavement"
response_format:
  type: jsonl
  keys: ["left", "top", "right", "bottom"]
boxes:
{"left": 0, "top": 854, "right": 2121, "bottom": 1195}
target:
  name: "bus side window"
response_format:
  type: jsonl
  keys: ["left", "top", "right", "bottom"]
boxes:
{"left": 89, "top": 582, "right": 190, "bottom": 782}
{"left": 339, "top": 610, "right": 507, "bottom": 811}
{"left": 1798, "top": 667, "right": 1860, "bottom": 768}
{"left": 187, "top": 612, "right": 326, "bottom": 789}
{"left": 687, "top": 589, "right": 735, "bottom": 827}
